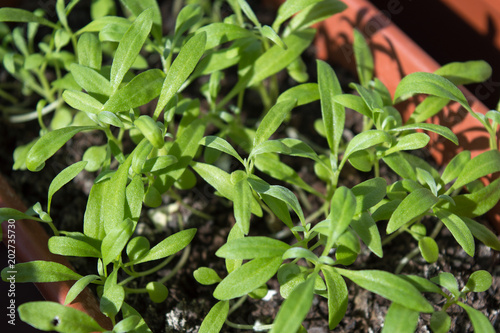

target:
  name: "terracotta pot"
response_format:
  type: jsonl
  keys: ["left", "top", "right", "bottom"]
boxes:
{"left": 0, "top": 174, "right": 112, "bottom": 331}
{"left": 268, "top": 0, "right": 500, "bottom": 233}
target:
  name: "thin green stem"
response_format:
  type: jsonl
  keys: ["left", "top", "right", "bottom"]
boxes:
{"left": 228, "top": 295, "right": 247, "bottom": 316}
{"left": 168, "top": 190, "right": 213, "bottom": 220}
{"left": 225, "top": 319, "right": 273, "bottom": 331}
{"left": 158, "top": 243, "right": 191, "bottom": 284}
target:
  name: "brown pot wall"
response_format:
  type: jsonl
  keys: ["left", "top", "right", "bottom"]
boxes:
{"left": 0, "top": 174, "right": 112, "bottom": 330}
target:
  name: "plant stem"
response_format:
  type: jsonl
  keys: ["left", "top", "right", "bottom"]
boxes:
{"left": 8, "top": 99, "right": 62, "bottom": 123}
{"left": 168, "top": 190, "right": 213, "bottom": 220}
{"left": 158, "top": 243, "right": 191, "bottom": 284}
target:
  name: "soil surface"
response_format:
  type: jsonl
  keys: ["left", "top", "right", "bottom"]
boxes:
{"left": 1, "top": 1, "right": 499, "bottom": 333}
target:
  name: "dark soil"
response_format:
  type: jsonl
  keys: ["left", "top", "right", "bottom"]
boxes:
{"left": 1, "top": 1, "right": 500, "bottom": 333}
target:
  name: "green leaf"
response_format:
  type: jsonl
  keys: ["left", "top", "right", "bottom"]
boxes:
{"left": 261, "top": 25, "right": 286, "bottom": 49}
{"left": 48, "top": 161, "right": 87, "bottom": 213}
{"left": 383, "top": 151, "right": 440, "bottom": 182}
{"left": 282, "top": 247, "right": 319, "bottom": 263}
{"left": 385, "top": 133, "right": 430, "bottom": 156}
{"left": 390, "top": 123, "right": 458, "bottom": 145}
{"left": 110, "top": 8, "right": 153, "bottom": 89}
{"left": 328, "top": 187, "right": 356, "bottom": 246}
{"left": 318, "top": 59, "right": 344, "bottom": 156}
{"left": 443, "top": 178, "right": 500, "bottom": 218}
{"left": 146, "top": 281, "right": 168, "bottom": 303}
{"left": 463, "top": 270, "right": 492, "bottom": 293}
{"left": 254, "top": 99, "right": 297, "bottom": 148}
{"left": 135, "top": 229, "right": 196, "bottom": 264}
{"left": 48, "top": 236, "right": 101, "bottom": 258}
{"left": 197, "top": 23, "right": 253, "bottom": 50}
{"left": 65, "top": 275, "right": 100, "bottom": 305}
{"left": 434, "top": 208, "right": 475, "bottom": 256}
{"left": 83, "top": 180, "right": 108, "bottom": 240}
{"left": 248, "top": 29, "right": 315, "bottom": 86}
{"left": 102, "top": 218, "right": 135, "bottom": 266}
{"left": 233, "top": 173, "right": 252, "bottom": 234}
{"left": 121, "top": 303, "right": 152, "bottom": 333}
{"left": 63, "top": 90, "right": 103, "bottom": 117}
{"left": 458, "top": 302, "right": 495, "bottom": 333}
{"left": 98, "top": 111, "right": 123, "bottom": 128}
{"left": 198, "top": 301, "right": 229, "bottom": 333}
{"left": 103, "top": 155, "right": 132, "bottom": 233}
{"left": 82, "top": 145, "right": 107, "bottom": 172}
{"left": 387, "top": 188, "right": 438, "bottom": 234}
{"left": 287, "top": 0, "right": 347, "bottom": 32}
{"left": 2, "top": 261, "right": 82, "bottom": 283}
{"left": 430, "top": 311, "right": 451, "bottom": 333}
{"left": 194, "top": 267, "right": 222, "bottom": 285}
{"left": 409, "top": 96, "right": 450, "bottom": 123}
{"left": 200, "top": 136, "right": 244, "bottom": 164}
{"left": 216, "top": 237, "right": 291, "bottom": 259}
{"left": 113, "top": 316, "right": 142, "bottom": 333}
{"left": 351, "top": 212, "right": 383, "bottom": 258}
{"left": 431, "top": 272, "right": 460, "bottom": 298}
{"left": 394, "top": 72, "right": 469, "bottom": 107}
{"left": 335, "top": 268, "right": 434, "bottom": 313}
{"left": 0, "top": 8, "right": 57, "bottom": 28}
{"left": 342, "top": 130, "right": 392, "bottom": 165}
{"left": 101, "top": 269, "right": 125, "bottom": 318}
{"left": 269, "top": 277, "right": 315, "bottom": 333}
{"left": 104, "top": 69, "right": 165, "bottom": 112}
{"left": 70, "top": 64, "right": 112, "bottom": 95}
{"left": 18, "top": 301, "right": 105, "bottom": 333}
{"left": 277, "top": 83, "right": 319, "bottom": 106}
{"left": 462, "top": 217, "right": 500, "bottom": 251}
{"left": 174, "top": 4, "right": 203, "bottom": 37}
{"left": 441, "top": 150, "right": 471, "bottom": 184}
{"left": 0, "top": 208, "right": 43, "bottom": 223}
{"left": 191, "top": 162, "right": 262, "bottom": 216}
{"left": 154, "top": 32, "right": 206, "bottom": 118}
{"left": 332, "top": 94, "right": 371, "bottom": 117}
{"left": 134, "top": 115, "right": 164, "bottom": 149}
{"left": 434, "top": 60, "right": 492, "bottom": 86}
{"left": 353, "top": 29, "right": 373, "bottom": 87}
{"left": 321, "top": 266, "right": 348, "bottom": 330}
{"left": 382, "top": 303, "right": 419, "bottom": 333}
{"left": 398, "top": 275, "right": 445, "bottom": 295}
{"left": 418, "top": 237, "right": 439, "bottom": 263}
{"left": 26, "top": 126, "right": 97, "bottom": 171}
{"left": 213, "top": 257, "right": 282, "bottom": 300}
{"left": 272, "top": 0, "right": 324, "bottom": 31}
{"left": 452, "top": 150, "right": 500, "bottom": 190}
{"left": 351, "top": 177, "right": 387, "bottom": 214}
{"left": 77, "top": 32, "right": 102, "bottom": 70}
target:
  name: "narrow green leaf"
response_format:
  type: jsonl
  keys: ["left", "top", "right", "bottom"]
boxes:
{"left": 194, "top": 267, "right": 222, "bottom": 285}
{"left": 120, "top": 0, "right": 162, "bottom": 41}
{"left": 174, "top": 4, "right": 203, "bottom": 37}
{"left": 409, "top": 96, "right": 450, "bottom": 123}
{"left": 216, "top": 237, "right": 291, "bottom": 259}
{"left": 63, "top": 90, "right": 103, "bottom": 116}
{"left": 318, "top": 59, "right": 344, "bottom": 155}
{"left": 332, "top": 94, "right": 371, "bottom": 117}
{"left": 398, "top": 275, "right": 445, "bottom": 295}
{"left": 441, "top": 150, "right": 471, "bottom": 184}
{"left": 443, "top": 178, "right": 500, "bottom": 218}
{"left": 434, "top": 208, "right": 475, "bottom": 256}
{"left": 191, "top": 162, "right": 262, "bottom": 216}
{"left": 261, "top": 25, "right": 286, "bottom": 49}
{"left": 1, "top": 261, "right": 82, "bottom": 283}
{"left": 462, "top": 217, "right": 500, "bottom": 251}
{"left": 351, "top": 212, "right": 383, "bottom": 258}
{"left": 434, "top": 60, "right": 492, "bottom": 86}
{"left": 233, "top": 174, "right": 252, "bottom": 235}
{"left": 48, "top": 236, "right": 101, "bottom": 258}
{"left": 48, "top": 161, "right": 87, "bottom": 213}
{"left": 102, "top": 218, "right": 135, "bottom": 266}
{"left": 254, "top": 99, "right": 297, "bottom": 147}
{"left": 430, "top": 311, "right": 451, "bottom": 333}
{"left": 394, "top": 71, "right": 468, "bottom": 105}
{"left": 103, "top": 156, "right": 132, "bottom": 233}
{"left": 336, "top": 268, "right": 434, "bottom": 313}
{"left": 77, "top": 33, "right": 102, "bottom": 70}
{"left": 236, "top": 0, "right": 261, "bottom": 27}
{"left": 83, "top": 180, "right": 107, "bottom": 240}
{"left": 272, "top": 0, "right": 323, "bottom": 31}
{"left": 269, "top": 277, "right": 315, "bottom": 333}
{"left": 382, "top": 303, "right": 419, "bottom": 333}
{"left": 458, "top": 302, "right": 495, "bottom": 333}
{"left": 65, "top": 275, "right": 100, "bottom": 305}
{"left": 154, "top": 32, "right": 206, "bottom": 118}
{"left": 352, "top": 177, "right": 387, "bottom": 214}
{"left": 70, "top": 65, "right": 112, "bottom": 96}
{"left": 353, "top": 29, "right": 373, "bottom": 87}
{"left": 248, "top": 29, "right": 315, "bottom": 86}
{"left": 26, "top": 126, "right": 97, "bottom": 171}
{"left": 110, "top": 8, "right": 153, "bottom": 89}
{"left": 287, "top": 0, "right": 347, "bottom": 32}
{"left": 0, "top": 208, "right": 43, "bottom": 223}
{"left": 200, "top": 136, "right": 244, "bottom": 165}
{"left": 198, "top": 301, "right": 229, "bottom": 333}
{"left": 452, "top": 150, "right": 500, "bottom": 190}
{"left": 135, "top": 229, "right": 196, "bottom": 264}
{"left": 18, "top": 301, "right": 105, "bottom": 333}
{"left": 343, "top": 130, "right": 392, "bottom": 163}
{"left": 197, "top": 23, "right": 253, "bottom": 50}
{"left": 387, "top": 188, "right": 437, "bottom": 234}
{"left": 0, "top": 8, "right": 57, "bottom": 28}
{"left": 390, "top": 123, "right": 458, "bottom": 145}
{"left": 104, "top": 69, "right": 164, "bottom": 112}
{"left": 101, "top": 269, "right": 125, "bottom": 318}
{"left": 213, "top": 257, "right": 282, "bottom": 300}
{"left": 321, "top": 266, "right": 348, "bottom": 329}
{"left": 277, "top": 83, "right": 319, "bottom": 105}
{"left": 328, "top": 187, "right": 356, "bottom": 245}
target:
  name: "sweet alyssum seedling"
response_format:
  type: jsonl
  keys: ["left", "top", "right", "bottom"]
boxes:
{"left": 1, "top": 0, "right": 499, "bottom": 332}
